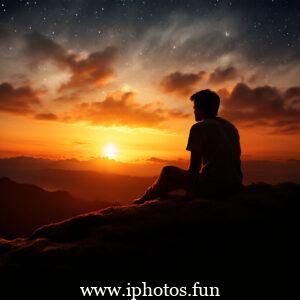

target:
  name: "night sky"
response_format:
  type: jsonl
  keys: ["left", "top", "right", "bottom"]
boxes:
{"left": 1, "top": 0, "right": 300, "bottom": 161}
{"left": 1, "top": 1, "right": 299, "bottom": 64}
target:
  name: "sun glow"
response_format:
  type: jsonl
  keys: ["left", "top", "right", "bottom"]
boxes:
{"left": 102, "top": 143, "right": 118, "bottom": 159}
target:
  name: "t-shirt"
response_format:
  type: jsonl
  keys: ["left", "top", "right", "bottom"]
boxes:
{"left": 186, "top": 117, "right": 243, "bottom": 187}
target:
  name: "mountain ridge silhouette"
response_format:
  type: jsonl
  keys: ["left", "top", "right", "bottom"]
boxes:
{"left": 0, "top": 177, "right": 118, "bottom": 238}
{"left": 0, "top": 181, "right": 299, "bottom": 280}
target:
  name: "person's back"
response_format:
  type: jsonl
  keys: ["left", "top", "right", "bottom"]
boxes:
{"left": 189, "top": 117, "right": 242, "bottom": 189}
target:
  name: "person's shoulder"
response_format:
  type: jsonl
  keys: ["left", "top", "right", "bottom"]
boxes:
{"left": 217, "top": 117, "right": 238, "bottom": 128}
{"left": 217, "top": 117, "right": 240, "bottom": 134}
{"left": 197, "top": 118, "right": 220, "bottom": 129}
{"left": 190, "top": 121, "right": 205, "bottom": 131}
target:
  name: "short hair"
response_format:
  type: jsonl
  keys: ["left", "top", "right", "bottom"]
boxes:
{"left": 190, "top": 89, "right": 220, "bottom": 117}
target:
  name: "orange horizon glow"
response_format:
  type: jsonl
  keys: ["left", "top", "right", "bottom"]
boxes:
{"left": 1, "top": 106, "right": 300, "bottom": 163}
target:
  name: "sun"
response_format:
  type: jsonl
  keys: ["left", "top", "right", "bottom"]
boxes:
{"left": 102, "top": 143, "right": 118, "bottom": 160}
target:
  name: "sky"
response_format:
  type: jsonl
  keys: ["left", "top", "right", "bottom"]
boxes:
{"left": 1, "top": 0, "right": 300, "bottom": 163}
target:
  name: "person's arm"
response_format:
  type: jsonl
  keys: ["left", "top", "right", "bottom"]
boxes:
{"left": 188, "top": 150, "right": 202, "bottom": 173}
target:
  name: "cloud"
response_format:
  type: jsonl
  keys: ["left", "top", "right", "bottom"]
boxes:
{"left": 53, "top": 92, "right": 83, "bottom": 103}
{"left": 0, "top": 26, "right": 10, "bottom": 40}
{"left": 284, "top": 87, "right": 300, "bottom": 107}
{"left": 34, "top": 113, "right": 58, "bottom": 121}
{"left": 160, "top": 66, "right": 240, "bottom": 99}
{"left": 209, "top": 66, "right": 239, "bottom": 84}
{"left": 60, "top": 91, "right": 189, "bottom": 128}
{"left": 148, "top": 157, "right": 178, "bottom": 164}
{"left": 0, "top": 80, "right": 189, "bottom": 128}
{"left": 160, "top": 71, "right": 205, "bottom": 97}
{"left": 23, "top": 32, "right": 118, "bottom": 92}
{"left": 221, "top": 83, "right": 300, "bottom": 134}
{"left": 0, "top": 82, "right": 41, "bottom": 115}
{"left": 59, "top": 46, "right": 118, "bottom": 91}
{"left": 148, "top": 157, "right": 188, "bottom": 166}
{"left": 168, "top": 109, "right": 191, "bottom": 119}
{"left": 23, "top": 32, "right": 68, "bottom": 66}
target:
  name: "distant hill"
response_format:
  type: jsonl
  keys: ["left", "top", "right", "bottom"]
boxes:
{"left": 0, "top": 177, "right": 118, "bottom": 238}
{"left": 0, "top": 157, "right": 156, "bottom": 202}
{"left": 0, "top": 155, "right": 164, "bottom": 176}
{"left": 1, "top": 156, "right": 300, "bottom": 190}
{"left": 0, "top": 182, "right": 299, "bottom": 297}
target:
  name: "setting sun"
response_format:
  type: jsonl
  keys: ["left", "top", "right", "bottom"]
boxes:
{"left": 102, "top": 143, "right": 118, "bottom": 160}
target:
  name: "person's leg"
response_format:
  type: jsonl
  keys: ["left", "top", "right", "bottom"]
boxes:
{"left": 133, "top": 165, "right": 198, "bottom": 204}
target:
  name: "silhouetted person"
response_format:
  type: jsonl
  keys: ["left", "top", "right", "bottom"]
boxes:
{"left": 133, "top": 89, "right": 243, "bottom": 204}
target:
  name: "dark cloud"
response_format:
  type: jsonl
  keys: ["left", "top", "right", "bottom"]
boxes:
{"left": 209, "top": 66, "right": 239, "bottom": 84}
{"left": 247, "top": 72, "right": 263, "bottom": 85}
{"left": 284, "top": 87, "right": 300, "bottom": 99}
{"left": 0, "top": 26, "right": 10, "bottom": 39}
{"left": 217, "top": 87, "right": 230, "bottom": 99}
{"left": 24, "top": 32, "right": 118, "bottom": 92}
{"left": 59, "top": 91, "right": 189, "bottom": 128}
{"left": 0, "top": 82, "right": 41, "bottom": 115}
{"left": 160, "top": 66, "right": 240, "bottom": 99}
{"left": 34, "top": 113, "right": 58, "bottom": 121}
{"left": 148, "top": 157, "right": 177, "bottom": 164}
{"left": 0, "top": 25, "right": 16, "bottom": 44}
{"left": 23, "top": 32, "right": 68, "bottom": 66}
{"left": 59, "top": 46, "right": 118, "bottom": 91}
{"left": 148, "top": 157, "right": 188, "bottom": 166}
{"left": 53, "top": 92, "right": 84, "bottom": 103}
{"left": 221, "top": 83, "right": 300, "bottom": 134}
{"left": 160, "top": 71, "right": 205, "bottom": 97}
{"left": 284, "top": 87, "right": 300, "bottom": 107}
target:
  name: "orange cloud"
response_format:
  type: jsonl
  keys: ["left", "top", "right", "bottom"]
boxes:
{"left": 0, "top": 76, "right": 189, "bottom": 128}
{"left": 53, "top": 92, "right": 83, "bottom": 103}
{"left": 0, "top": 82, "right": 41, "bottom": 115}
{"left": 160, "top": 71, "right": 205, "bottom": 97}
{"left": 59, "top": 91, "right": 190, "bottom": 128}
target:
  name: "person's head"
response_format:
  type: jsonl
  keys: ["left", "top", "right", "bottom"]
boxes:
{"left": 190, "top": 89, "right": 220, "bottom": 121}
